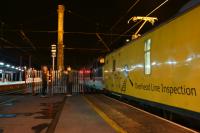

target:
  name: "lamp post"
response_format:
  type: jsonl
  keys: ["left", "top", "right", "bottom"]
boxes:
{"left": 57, "top": 5, "right": 65, "bottom": 71}
{"left": 51, "top": 44, "right": 56, "bottom": 71}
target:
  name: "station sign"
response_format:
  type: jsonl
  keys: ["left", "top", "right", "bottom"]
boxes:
{"left": 51, "top": 44, "right": 57, "bottom": 57}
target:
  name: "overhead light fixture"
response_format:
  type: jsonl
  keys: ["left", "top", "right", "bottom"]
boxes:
{"left": 99, "top": 57, "right": 105, "bottom": 64}
{"left": 6, "top": 64, "right": 10, "bottom": 67}
{"left": 0, "top": 62, "right": 4, "bottom": 65}
{"left": 67, "top": 66, "right": 71, "bottom": 71}
{"left": 126, "top": 39, "right": 130, "bottom": 42}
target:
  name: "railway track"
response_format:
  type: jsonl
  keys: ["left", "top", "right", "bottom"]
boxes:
{"left": 0, "top": 88, "right": 25, "bottom": 107}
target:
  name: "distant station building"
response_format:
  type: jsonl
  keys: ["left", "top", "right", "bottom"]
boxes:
{"left": 0, "top": 62, "right": 24, "bottom": 82}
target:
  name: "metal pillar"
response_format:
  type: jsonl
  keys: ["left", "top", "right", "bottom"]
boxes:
{"left": 15, "top": 72, "right": 17, "bottom": 81}
{"left": 19, "top": 72, "right": 22, "bottom": 81}
{"left": 2, "top": 71, "right": 4, "bottom": 82}
{"left": 52, "top": 57, "right": 55, "bottom": 71}
{"left": 11, "top": 72, "right": 13, "bottom": 81}
{"left": 57, "top": 5, "right": 65, "bottom": 71}
{"left": 19, "top": 56, "right": 23, "bottom": 81}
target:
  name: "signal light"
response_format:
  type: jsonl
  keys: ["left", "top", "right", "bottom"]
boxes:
{"left": 99, "top": 58, "right": 105, "bottom": 64}
{"left": 79, "top": 69, "right": 91, "bottom": 74}
{"left": 79, "top": 70, "right": 83, "bottom": 74}
{"left": 85, "top": 70, "right": 91, "bottom": 74}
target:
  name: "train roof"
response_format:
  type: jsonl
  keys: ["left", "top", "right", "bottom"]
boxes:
{"left": 105, "top": 2, "right": 200, "bottom": 58}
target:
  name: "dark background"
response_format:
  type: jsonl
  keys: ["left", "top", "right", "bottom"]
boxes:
{"left": 0, "top": 0, "right": 192, "bottom": 69}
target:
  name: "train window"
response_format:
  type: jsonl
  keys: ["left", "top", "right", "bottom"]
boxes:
{"left": 112, "top": 60, "right": 116, "bottom": 72}
{"left": 144, "top": 39, "right": 151, "bottom": 75}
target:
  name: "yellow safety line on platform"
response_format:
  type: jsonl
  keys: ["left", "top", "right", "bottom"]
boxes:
{"left": 83, "top": 96, "right": 127, "bottom": 133}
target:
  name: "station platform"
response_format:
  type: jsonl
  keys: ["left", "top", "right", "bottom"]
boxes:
{"left": 0, "top": 94, "right": 198, "bottom": 133}
{"left": 54, "top": 95, "right": 115, "bottom": 133}
{"left": 55, "top": 94, "right": 197, "bottom": 133}
{"left": 0, "top": 95, "right": 64, "bottom": 133}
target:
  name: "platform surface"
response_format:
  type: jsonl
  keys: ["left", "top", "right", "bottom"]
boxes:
{"left": 0, "top": 94, "right": 198, "bottom": 133}
{"left": 54, "top": 95, "right": 115, "bottom": 133}
{"left": 0, "top": 95, "right": 64, "bottom": 133}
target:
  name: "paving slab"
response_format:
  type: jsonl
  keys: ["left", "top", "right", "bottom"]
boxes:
{"left": 0, "top": 95, "right": 64, "bottom": 133}
{"left": 54, "top": 96, "right": 115, "bottom": 133}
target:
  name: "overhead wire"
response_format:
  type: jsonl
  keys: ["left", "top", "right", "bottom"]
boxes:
{"left": 110, "top": 0, "right": 141, "bottom": 31}
{"left": 2, "top": 0, "right": 169, "bottom": 51}
{"left": 126, "top": 0, "right": 169, "bottom": 35}
{"left": 19, "top": 30, "right": 36, "bottom": 50}
{"left": 67, "top": 10, "right": 96, "bottom": 25}
{"left": 96, "top": 33, "right": 111, "bottom": 52}
{"left": 0, "top": 21, "right": 31, "bottom": 53}
{"left": 4, "top": 29, "right": 133, "bottom": 37}
{"left": 67, "top": 9, "right": 107, "bottom": 28}
{"left": 64, "top": 47, "right": 106, "bottom": 51}
{"left": 109, "top": 0, "right": 140, "bottom": 47}
{"left": 63, "top": 31, "right": 131, "bottom": 37}
{"left": 1, "top": 1, "right": 139, "bottom": 50}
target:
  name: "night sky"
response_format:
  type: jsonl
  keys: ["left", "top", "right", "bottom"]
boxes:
{"left": 0, "top": 0, "right": 192, "bottom": 69}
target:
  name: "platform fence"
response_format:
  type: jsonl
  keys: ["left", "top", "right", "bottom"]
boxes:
{"left": 25, "top": 70, "right": 87, "bottom": 95}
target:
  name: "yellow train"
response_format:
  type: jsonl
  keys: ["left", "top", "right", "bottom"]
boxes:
{"left": 103, "top": 4, "right": 200, "bottom": 118}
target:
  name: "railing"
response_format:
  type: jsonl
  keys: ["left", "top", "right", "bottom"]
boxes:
{"left": 25, "top": 70, "right": 86, "bottom": 95}
{"left": 0, "top": 70, "right": 102, "bottom": 96}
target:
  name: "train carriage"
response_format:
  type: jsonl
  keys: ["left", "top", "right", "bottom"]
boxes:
{"left": 103, "top": 4, "right": 200, "bottom": 119}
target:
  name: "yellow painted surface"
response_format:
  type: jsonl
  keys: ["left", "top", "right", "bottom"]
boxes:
{"left": 57, "top": 5, "right": 65, "bottom": 71}
{"left": 84, "top": 96, "right": 127, "bottom": 133}
{"left": 104, "top": 5, "right": 200, "bottom": 113}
